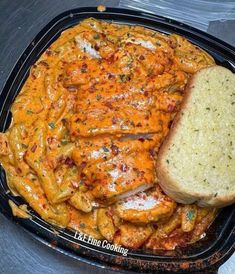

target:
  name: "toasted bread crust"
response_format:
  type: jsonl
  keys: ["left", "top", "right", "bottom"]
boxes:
{"left": 157, "top": 66, "right": 235, "bottom": 208}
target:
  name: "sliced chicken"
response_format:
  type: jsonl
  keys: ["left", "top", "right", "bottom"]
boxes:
{"left": 115, "top": 186, "right": 176, "bottom": 223}
{"left": 82, "top": 150, "right": 155, "bottom": 201}
{"left": 69, "top": 107, "right": 167, "bottom": 137}
{"left": 62, "top": 41, "right": 181, "bottom": 138}
{"left": 72, "top": 134, "right": 162, "bottom": 167}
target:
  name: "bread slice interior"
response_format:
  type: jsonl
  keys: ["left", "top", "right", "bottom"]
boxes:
{"left": 157, "top": 66, "right": 235, "bottom": 207}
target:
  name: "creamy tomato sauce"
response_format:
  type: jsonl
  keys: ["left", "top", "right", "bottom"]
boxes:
{"left": 0, "top": 18, "right": 217, "bottom": 250}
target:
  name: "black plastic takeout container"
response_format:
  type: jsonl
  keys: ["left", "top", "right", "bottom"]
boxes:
{"left": 0, "top": 7, "right": 234, "bottom": 273}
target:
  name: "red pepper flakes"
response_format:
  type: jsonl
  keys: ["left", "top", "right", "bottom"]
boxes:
{"left": 31, "top": 144, "right": 37, "bottom": 152}
{"left": 120, "top": 164, "right": 129, "bottom": 172}
{"left": 111, "top": 144, "right": 119, "bottom": 155}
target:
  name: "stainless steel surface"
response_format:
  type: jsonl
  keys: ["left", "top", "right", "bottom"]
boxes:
{"left": 0, "top": 0, "right": 234, "bottom": 273}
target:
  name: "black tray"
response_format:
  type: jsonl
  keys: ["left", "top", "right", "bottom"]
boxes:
{"left": 0, "top": 7, "right": 234, "bottom": 273}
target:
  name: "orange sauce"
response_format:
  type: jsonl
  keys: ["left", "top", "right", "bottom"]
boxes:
{"left": 0, "top": 18, "right": 217, "bottom": 250}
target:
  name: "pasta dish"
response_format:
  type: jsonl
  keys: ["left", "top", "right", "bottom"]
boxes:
{"left": 0, "top": 18, "right": 217, "bottom": 250}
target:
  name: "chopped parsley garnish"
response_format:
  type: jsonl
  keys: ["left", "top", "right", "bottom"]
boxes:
{"left": 102, "top": 146, "right": 109, "bottom": 152}
{"left": 119, "top": 74, "right": 131, "bottom": 83}
{"left": 61, "top": 139, "right": 69, "bottom": 145}
{"left": 93, "top": 33, "right": 100, "bottom": 40}
{"left": 186, "top": 210, "right": 194, "bottom": 221}
{"left": 96, "top": 94, "right": 102, "bottom": 101}
{"left": 81, "top": 67, "right": 87, "bottom": 73}
{"left": 48, "top": 122, "right": 55, "bottom": 129}
{"left": 79, "top": 222, "right": 86, "bottom": 228}
{"left": 21, "top": 143, "right": 28, "bottom": 149}
{"left": 79, "top": 180, "right": 84, "bottom": 186}
{"left": 26, "top": 110, "right": 34, "bottom": 115}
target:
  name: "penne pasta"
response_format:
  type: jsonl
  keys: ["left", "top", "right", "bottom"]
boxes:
{"left": 0, "top": 18, "right": 218, "bottom": 251}
{"left": 7, "top": 172, "right": 69, "bottom": 227}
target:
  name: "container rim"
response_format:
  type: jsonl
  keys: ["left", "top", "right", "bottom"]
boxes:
{"left": 0, "top": 7, "right": 234, "bottom": 273}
